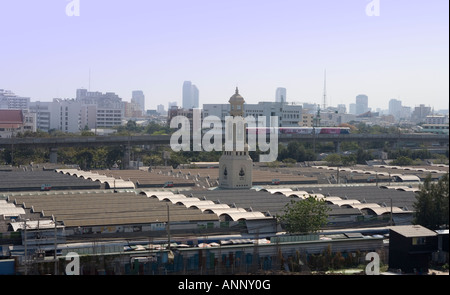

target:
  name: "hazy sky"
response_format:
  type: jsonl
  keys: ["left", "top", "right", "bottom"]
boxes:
{"left": 0, "top": 0, "right": 448, "bottom": 111}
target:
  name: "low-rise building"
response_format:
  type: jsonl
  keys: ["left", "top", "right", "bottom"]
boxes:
{"left": 388, "top": 225, "right": 438, "bottom": 273}
{"left": 0, "top": 109, "right": 36, "bottom": 138}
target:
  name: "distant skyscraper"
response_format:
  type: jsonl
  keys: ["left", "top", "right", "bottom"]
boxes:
{"left": 355, "top": 94, "right": 369, "bottom": 115}
{"left": 192, "top": 84, "right": 199, "bottom": 108}
{"left": 389, "top": 98, "right": 402, "bottom": 119}
{"left": 275, "top": 87, "right": 287, "bottom": 103}
{"left": 132, "top": 90, "right": 145, "bottom": 112}
{"left": 182, "top": 81, "right": 199, "bottom": 108}
{"left": 349, "top": 103, "right": 356, "bottom": 115}
{"left": 168, "top": 101, "right": 177, "bottom": 110}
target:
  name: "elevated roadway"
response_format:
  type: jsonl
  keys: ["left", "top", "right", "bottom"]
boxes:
{"left": 0, "top": 133, "right": 447, "bottom": 148}
{"left": 0, "top": 133, "right": 447, "bottom": 164}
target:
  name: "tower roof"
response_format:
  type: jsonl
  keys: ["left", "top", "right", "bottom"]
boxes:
{"left": 229, "top": 87, "right": 244, "bottom": 104}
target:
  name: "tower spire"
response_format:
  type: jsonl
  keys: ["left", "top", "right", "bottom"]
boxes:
{"left": 323, "top": 69, "right": 327, "bottom": 110}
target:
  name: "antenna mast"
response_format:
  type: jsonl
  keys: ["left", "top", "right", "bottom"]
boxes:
{"left": 322, "top": 69, "right": 327, "bottom": 110}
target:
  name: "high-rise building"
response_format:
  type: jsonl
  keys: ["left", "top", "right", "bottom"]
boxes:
{"left": 275, "top": 87, "right": 287, "bottom": 103}
{"left": 182, "top": 81, "right": 192, "bottom": 109}
{"left": 182, "top": 81, "right": 199, "bottom": 108}
{"left": 76, "top": 89, "right": 124, "bottom": 128}
{"left": 389, "top": 99, "right": 402, "bottom": 119}
{"left": 203, "top": 101, "right": 302, "bottom": 128}
{"left": 349, "top": 103, "right": 356, "bottom": 115}
{"left": 411, "top": 104, "right": 432, "bottom": 123}
{"left": 168, "top": 101, "right": 177, "bottom": 110}
{"left": 355, "top": 94, "right": 369, "bottom": 115}
{"left": 192, "top": 85, "right": 199, "bottom": 109}
{"left": 0, "top": 89, "right": 30, "bottom": 110}
{"left": 132, "top": 90, "right": 145, "bottom": 113}
{"left": 157, "top": 104, "right": 165, "bottom": 115}
{"left": 29, "top": 99, "right": 81, "bottom": 133}
{"left": 29, "top": 101, "right": 52, "bottom": 132}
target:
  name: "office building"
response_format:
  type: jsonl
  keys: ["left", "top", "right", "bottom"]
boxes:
{"left": 389, "top": 98, "right": 402, "bottom": 119}
{"left": 28, "top": 101, "right": 52, "bottom": 132}
{"left": 355, "top": 94, "right": 369, "bottom": 115}
{"left": 275, "top": 87, "right": 287, "bottom": 103}
{"left": 203, "top": 101, "right": 301, "bottom": 128}
{"left": 0, "top": 89, "right": 30, "bottom": 110}
{"left": 182, "top": 81, "right": 199, "bottom": 109}
{"left": 131, "top": 90, "right": 145, "bottom": 113}
{"left": 29, "top": 99, "right": 81, "bottom": 133}
{"left": 76, "top": 89, "right": 124, "bottom": 128}
{"left": 411, "top": 104, "right": 432, "bottom": 123}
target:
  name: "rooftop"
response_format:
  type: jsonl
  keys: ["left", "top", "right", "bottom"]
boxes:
{"left": 389, "top": 225, "right": 437, "bottom": 238}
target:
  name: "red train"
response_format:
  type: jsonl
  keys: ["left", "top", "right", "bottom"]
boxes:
{"left": 246, "top": 127, "right": 351, "bottom": 135}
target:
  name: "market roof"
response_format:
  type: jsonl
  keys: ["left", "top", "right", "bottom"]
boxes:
{"left": 0, "top": 170, "right": 100, "bottom": 192}
{"left": 7, "top": 190, "right": 219, "bottom": 227}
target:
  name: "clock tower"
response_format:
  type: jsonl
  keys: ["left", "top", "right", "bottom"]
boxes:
{"left": 219, "top": 88, "right": 253, "bottom": 189}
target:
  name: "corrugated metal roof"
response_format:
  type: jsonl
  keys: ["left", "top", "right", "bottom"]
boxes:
{"left": 8, "top": 191, "right": 219, "bottom": 227}
{"left": 389, "top": 225, "right": 437, "bottom": 237}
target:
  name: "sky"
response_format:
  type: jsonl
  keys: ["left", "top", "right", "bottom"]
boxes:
{"left": 0, "top": 0, "right": 448, "bottom": 111}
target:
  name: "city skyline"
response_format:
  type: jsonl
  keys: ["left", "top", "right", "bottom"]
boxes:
{"left": 0, "top": 0, "right": 448, "bottom": 111}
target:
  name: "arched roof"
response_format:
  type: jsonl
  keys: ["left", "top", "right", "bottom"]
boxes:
{"left": 190, "top": 204, "right": 231, "bottom": 211}
{"left": 104, "top": 180, "right": 135, "bottom": 189}
{"left": 219, "top": 211, "right": 267, "bottom": 221}
{"left": 361, "top": 206, "right": 407, "bottom": 216}
{"left": 326, "top": 199, "right": 361, "bottom": 206}
{"left": 344, "top": 203, "right": 381, "bottom": 210}
{"left": 261, "top": 188, "right": 293, "bottom": 194}
{"left": 176, "top": 200, "right": 215, "bottom": 207}
{"left": 203, "top": 208, "right": 248, "bottom": 215}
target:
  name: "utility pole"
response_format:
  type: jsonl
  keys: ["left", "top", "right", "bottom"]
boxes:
{"left": 54, "top": 217, "right": 58, "bottom": 275}
{"left": 166, "top": 204, "right": 171, "bottom": 250}
{"left": 323, "top": 69, "right": 327, "bottom": 110}
{"left": 389, "top": 198, "right": 393, "bottom": 226}
{"left": 24, "top": 219, "right": 27, "bottom": 275}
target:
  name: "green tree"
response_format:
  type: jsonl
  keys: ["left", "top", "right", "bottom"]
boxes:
{"left": 278, "top": 197, "right": 330, "bottom": 234}
{"left": 413, "top": 174, "right": 449, "bottom": 230}
{"left": 324, "top": 153, "right": 342, "bottom": 166}
{"left": 391, "top": 155, "right": 414, "bottom": 166}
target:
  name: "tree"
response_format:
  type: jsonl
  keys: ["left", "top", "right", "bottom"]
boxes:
{"left": 278, "top": 197, "right": 331, "bottom": 234}
{"left": 391, "top": 155, "right": 414, "bottom": 166}
{"left": 413, "top": 174, "right": 449, "bottom": 230}
{"left": 324, "top": 153, "right": 342, "bottom": 166}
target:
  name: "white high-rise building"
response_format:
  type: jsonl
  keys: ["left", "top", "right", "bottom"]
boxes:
{"left": 182, "top": 81, "right": 199, "bottom": 108}
{"left": 0, "top": 89, "right": 30, "bottom": 110}
{"left": 29, "top": 99, "right": 81, "bottom": 133}
{"left": 132, "top": 90, "right": 145, "bottom": 113}
{"left": 203, "top": 101, "right": 301, "bottom": 128}
{"left": 275, "top": 87, "right": 287, "bottom": 103}
{"left": 355, "top": 94, "right": 369, "bottom": 115}
{"left": 389, "top": 98, "right": 402, "bottom": 119}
